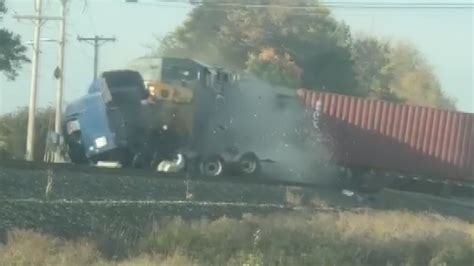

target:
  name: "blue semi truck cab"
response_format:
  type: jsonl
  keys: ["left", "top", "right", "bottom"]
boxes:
{"left": 63, "top": 70, "right": 148, "bottom": 165}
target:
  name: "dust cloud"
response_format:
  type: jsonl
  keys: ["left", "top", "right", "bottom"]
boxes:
{"left": 204, "top": 76, "right": 339, "bottom": 184}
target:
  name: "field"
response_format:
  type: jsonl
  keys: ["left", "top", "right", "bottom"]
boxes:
{"left": 1, "top": 211, "right": 473, "bottom": 266}
{"left": 1, "top": 164, "right": 474, "bottom": 265}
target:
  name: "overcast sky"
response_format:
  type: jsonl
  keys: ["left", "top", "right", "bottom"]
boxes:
{"left": 0, "top": 0, "right": 472, "bottom": 114}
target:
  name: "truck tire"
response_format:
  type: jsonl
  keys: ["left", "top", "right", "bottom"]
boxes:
{"left": 238, "top": 152, "right": 261, "bottom": 177}
{"left": 200, "top": 154, "right": 225, "bottom": 177}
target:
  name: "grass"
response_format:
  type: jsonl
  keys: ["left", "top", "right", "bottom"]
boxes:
{"left": 285, "top": 187, "right": 304, "bottom": 206}
{"left": 0, "top": 210, "right": 473, "bottom": 266}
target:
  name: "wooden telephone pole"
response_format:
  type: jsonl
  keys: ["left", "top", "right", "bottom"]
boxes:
{"left": 53, "top": 0, "right": 68, "bottom": 162}
{"left": 77, "top": 35, "right": 116, "bottom": 80}
{"left": 14, "top": 0, "right": 64, "bottom": 161}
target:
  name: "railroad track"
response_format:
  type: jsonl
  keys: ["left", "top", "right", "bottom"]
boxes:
{"left": 0, "top": 198, "right": 373, "bottom": 215}
{"left": 0, "top": 198, "right": 294, "bottom": 209}
{"left": 1, "top": 159, "right": 472, "bottom": 199}
{"left": 0, "top": 159, "right": 334, "bottom": 190}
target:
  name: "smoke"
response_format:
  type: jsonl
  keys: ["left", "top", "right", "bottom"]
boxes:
{"left": 203, "top": 76, "right": 339, "bottom": 184}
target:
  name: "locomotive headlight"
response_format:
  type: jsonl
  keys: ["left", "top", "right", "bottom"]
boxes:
{"left": 94, "top": 136, "right": 107, "bottom": 148}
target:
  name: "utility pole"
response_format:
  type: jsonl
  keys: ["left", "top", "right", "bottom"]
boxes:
{"left": 54, "top": 0, "right": 67, "bottom": 163}
{"left": 77, "top": 36, "right": 116, "bottom": 80}
{"left": 14, "top": 0, "right": 62, "bottom": 161}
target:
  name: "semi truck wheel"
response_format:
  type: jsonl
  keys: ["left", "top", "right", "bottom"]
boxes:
{"left": 200, "top": 154, "right": 225, "bottom": 177}
{"left": 238, "top": 152, "right": 261, "bottom": 176}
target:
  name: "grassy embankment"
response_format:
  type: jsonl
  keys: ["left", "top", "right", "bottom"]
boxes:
{"left": 1, "top": 210, "right": 473, "bottom": 266}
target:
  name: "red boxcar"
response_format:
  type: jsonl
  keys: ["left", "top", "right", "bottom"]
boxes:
{"left": 296, "top": 89, "right": 474, "bottom": 182}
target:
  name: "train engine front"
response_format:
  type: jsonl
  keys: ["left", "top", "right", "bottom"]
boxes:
{"left": 129, "top": 57, "right": 261, "bottom": 176}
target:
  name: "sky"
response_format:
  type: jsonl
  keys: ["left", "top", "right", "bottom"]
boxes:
{"left": 0, "top": 0, "right": 473, "bottom": 114}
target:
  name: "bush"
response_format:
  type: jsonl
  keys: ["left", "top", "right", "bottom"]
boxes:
{"left": 0, "top": 229, "right": 103, "bottom": 266}
{"left": 0, "top": 107, "right": 54, "bottom": 161}
{"left": 1, "top": 211, "right": 473, "bottom": 266}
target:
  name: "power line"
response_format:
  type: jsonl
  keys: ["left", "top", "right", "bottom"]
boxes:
{"left": 123, "top": 0, "right": 474, "bottom": 9}
{"left": 8, "top": 0, "right": 474, "bottom": 9}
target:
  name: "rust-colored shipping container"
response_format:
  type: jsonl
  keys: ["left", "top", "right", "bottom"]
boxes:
{"left": 296, "top": 89, "right": 474, "bottom": 182}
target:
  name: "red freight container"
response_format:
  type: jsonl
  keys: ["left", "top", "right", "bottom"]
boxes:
{"left": 296, "top": 89, "right": 474, "bottom": 182}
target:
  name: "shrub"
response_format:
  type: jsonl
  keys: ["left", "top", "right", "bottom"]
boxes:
{"left": 0, "top": 229, "right": 103, "bottom": 266}
{"left": 1, "top": 210, "right": 473, "bottom": 265}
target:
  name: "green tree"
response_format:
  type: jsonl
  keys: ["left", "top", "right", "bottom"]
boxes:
{"left": 246, "top": 47, "right": 302, "bottom": 88}
{"left": 159, "top": 0, "right": 359, "bottom": 94}
{"left": 351, "top": 37, "right": 399, "bottom": 101}
{"left": 387, "top": 42, "right": 456, "bottom": 109}
{"left": 352, "top": 37, "right": 455, "bottom": 109}
{"left": 0, "top": 0, "right": 29, "bottom": 80}
{"left": 0, "top": 107, "right": 54, "bottom": 160}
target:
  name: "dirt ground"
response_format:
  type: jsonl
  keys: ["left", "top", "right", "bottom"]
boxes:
{"left": 293, "top": 186, "right": 474, "bottom": 222}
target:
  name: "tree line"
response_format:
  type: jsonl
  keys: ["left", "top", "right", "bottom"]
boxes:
{"left": 0, "top": 107, "right": 54, "bottom": 160}
{"left": 158, "top": 0, "right": 455, "bottom": 109}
